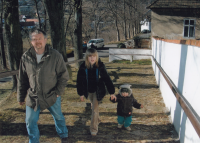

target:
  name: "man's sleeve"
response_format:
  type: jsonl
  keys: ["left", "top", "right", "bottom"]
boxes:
{"left": 55, "top": 55, "right": 69, "bottom": 96}
{"left": 17, "top": 59, "right": 30, "bottom": 102}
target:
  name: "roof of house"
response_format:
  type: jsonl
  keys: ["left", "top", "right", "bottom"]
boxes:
{"left": 147, "top": 0, "right": 200, "bottom": 9}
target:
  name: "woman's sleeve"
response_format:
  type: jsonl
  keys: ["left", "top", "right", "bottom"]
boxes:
{"left": 76, "top": 68, "right": 86, "bottom": 96}
{"left": 100, "top": 64, "right": 115, "bottom": 94}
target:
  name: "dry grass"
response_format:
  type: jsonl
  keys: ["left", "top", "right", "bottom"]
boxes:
{"left": 0, "top": 57, "right": 179, "bottom": 143}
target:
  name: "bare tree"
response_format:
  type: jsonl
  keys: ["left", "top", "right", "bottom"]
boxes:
{"left": 4, "top": 0, "right": 23, "bottom": 91}
{"left": 43, "top": 0, "right": 67, "bottom": 61}
{"left": 34, "top": 0, "right": 42, "bottom": 29}
{"left": 107, "top": 0, "right": 120, "bottom": 41}
{"left": 127, "top": 4, "right": 131, "bottom": 39}
{"left": 0, "top": 0, "right": 7, "bottom": 69}
{"left": 73, "top": 0, "right": 83, "bottom": 67}
{"left": 123, "top": 0, "right": 127, "bottom": 40}
{"left": 41, "top": 0, "right": 48, "bottom": 32}
{"left": 64, "top": 0, "right": 74, "bottom": 38}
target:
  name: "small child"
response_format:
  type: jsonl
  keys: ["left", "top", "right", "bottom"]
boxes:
{"left": 110, "top": 84, "right": 143, "bottom": 131}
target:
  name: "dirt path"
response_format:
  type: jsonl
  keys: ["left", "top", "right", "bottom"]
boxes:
{"left": 0, "top": 58, "right": 179, "bottom": 143}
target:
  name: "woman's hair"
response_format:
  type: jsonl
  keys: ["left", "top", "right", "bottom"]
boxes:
{"left": 85, "top": 48, "right": 99, "bottom": 69}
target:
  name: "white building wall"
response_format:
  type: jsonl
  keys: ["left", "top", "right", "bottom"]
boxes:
{"left": 152, "top": 38, "right": 200, "bottom": 143}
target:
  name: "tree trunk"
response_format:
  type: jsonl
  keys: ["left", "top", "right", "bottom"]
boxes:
{"left": 0, "top": 0, "right": 7, "bottom": 70}
{"left": 123, "top": 0, "right": 127, "bottom": 40}
{"left": 4, "top": 0, "right": 23, "bottom": 91}
{"left": 34, "top": 0, "right": 41, "bottom": 29}
{"left": 41, "top": 0, "right": 47, "bottom": 32}
{"left": 94, "top": 20, "right": 98, "bottom": 39}
{"left": 128, "top": 23, "right": 130, "bottom": 39}
{"left": 128, "top": 5, "right": 131, "bottom": 39}
{"left": 132, "top": 23, "right": 135, "bottom": 37}
{"left": 115, "top": 18, "right": 120, "bottom": 41}
{"left": 135, "top": 20, "right": 137, "bottom": 34}
{"left": 44, "top": 0, "right": 72, "bottom": 79}
{"left": 0, "top": 12, "right": 7, "bottom": 69}
{"left": 69, "top": 31, "right": 74, "bottom": 47}
{"left": 43, "top": 0, "right": 66, "bottom": 60}
{"left": 64, "top": 6, "right": 73, "bottom": 38}
{"left": 73, "top": 0, "right": 83, "bottom": 68}
{"left": 0, "top": 26, "right": 7, "bottom": 70}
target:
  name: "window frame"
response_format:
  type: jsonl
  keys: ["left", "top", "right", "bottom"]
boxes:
{"left": 183, "top": 19, "right": 195, "bottom": 38}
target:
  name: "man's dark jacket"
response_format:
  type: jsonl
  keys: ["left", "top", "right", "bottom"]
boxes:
{"left": 77, "top": 59, "right": 115, "bottom": 101}
{"left": 17, "top": 46, "right": 69, "bottom": 111}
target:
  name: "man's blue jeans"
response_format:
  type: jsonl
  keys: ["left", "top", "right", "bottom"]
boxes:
{"left": 117, "top": 115, "right": 132, "bottom": 127}
{"left": 25, "top": 96, "right": 68, "bottom": 143}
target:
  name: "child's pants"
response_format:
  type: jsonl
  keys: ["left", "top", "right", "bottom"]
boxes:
{"left": 88, "top": 92, "right": 100, "bottom": 134}
{"left": 117, "top": 115, "right": 132, "bottom": 127}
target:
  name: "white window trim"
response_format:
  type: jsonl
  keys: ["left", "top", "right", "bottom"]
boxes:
{"left": 183, "top": 19, "right": 195, "bottom": 38}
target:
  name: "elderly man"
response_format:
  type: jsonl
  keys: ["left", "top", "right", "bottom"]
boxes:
{"left": 17, "top": 29, "right": 68, "bottom": 143}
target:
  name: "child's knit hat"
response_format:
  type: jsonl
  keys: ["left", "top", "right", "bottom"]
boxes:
{"left": 121, "top": 88, "right": 129, "bottom": 93}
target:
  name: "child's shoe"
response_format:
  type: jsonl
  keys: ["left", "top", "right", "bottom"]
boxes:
{"left": 125, "top": 126, "right": 131, "bottom": 131}
{"left": 117, "top": 124, "right": 123, "bottom": 129}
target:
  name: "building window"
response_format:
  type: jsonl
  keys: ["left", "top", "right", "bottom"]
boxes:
{"left": 184, "top": 19, "right": 195, "bottom": 38}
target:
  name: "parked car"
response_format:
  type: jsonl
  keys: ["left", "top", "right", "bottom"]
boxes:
{"left": 87, "top": 38, "right": 104, "bottom": 49}
{"left": 141, "top": 29, "right": 151, "bottom": 33}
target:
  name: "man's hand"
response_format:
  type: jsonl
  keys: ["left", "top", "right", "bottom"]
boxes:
{"left": 110, "top": 94, "right": 116, "bottom": 101}
{"left": 140, "top": 104, "right": 144, "bottom": 108}
{"left": 80, "top": 95, "right": 84, "bottom": 101}
{"left": 19, "top": 102, "right": 25, "bottom": 105}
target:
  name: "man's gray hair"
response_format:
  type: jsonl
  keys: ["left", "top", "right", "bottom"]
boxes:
{"left": 29, "top": 29, "right": 47, "bottom": 40}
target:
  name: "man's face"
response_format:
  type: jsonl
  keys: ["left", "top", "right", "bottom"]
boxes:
{"left": 31, "top": 33, "right": 47, "bottom": 51}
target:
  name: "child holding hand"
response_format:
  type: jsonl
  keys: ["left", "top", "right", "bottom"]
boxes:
{"left": 110, "top": 84, "right": 143, "bottom": 131}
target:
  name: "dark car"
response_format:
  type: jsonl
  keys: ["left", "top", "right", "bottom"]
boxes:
{"left": 141, "top": 29, "right": 151, "bottom": 33}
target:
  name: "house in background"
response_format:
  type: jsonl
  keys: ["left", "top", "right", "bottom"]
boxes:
{"left": 19, "top": 15, "right": 40, "bottom": 29}
{"left": 147, "top": 0, "right": 200, "bottom": 40}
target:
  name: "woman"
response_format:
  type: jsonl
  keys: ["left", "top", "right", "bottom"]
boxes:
{"left": 77, "top": 48, "right": 116, "bottom": 136}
